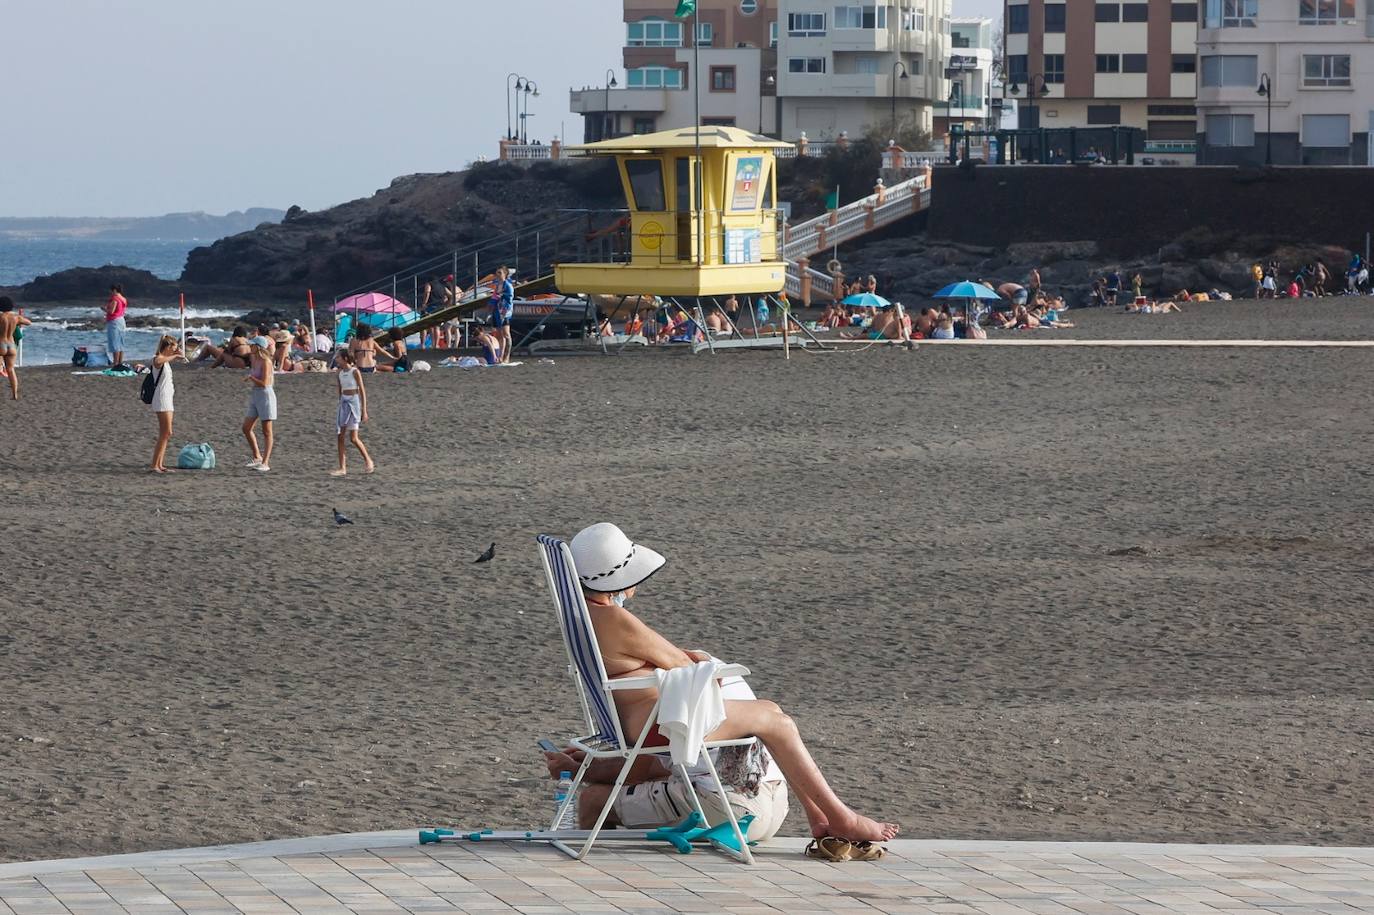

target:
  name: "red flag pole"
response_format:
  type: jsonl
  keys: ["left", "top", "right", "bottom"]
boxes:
{"left": 307, "top": 289, "right": 317, "bottom": 350}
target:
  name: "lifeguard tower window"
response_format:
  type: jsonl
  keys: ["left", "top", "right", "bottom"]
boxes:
{"left": 626, "top": 159, "right": 666, "bottom": 211}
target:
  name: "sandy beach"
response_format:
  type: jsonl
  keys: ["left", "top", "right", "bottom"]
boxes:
{"left": 1, "top": 299, "right": 1372, "bottom": 863}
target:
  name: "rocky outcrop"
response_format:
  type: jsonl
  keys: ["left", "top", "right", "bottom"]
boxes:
{"left": 17, "top": 265, "right": 178, "bottom": 303}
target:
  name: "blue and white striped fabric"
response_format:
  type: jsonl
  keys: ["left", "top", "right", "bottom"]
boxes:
{"left": 538, "top": 534, "right": 619, "bottom": 745}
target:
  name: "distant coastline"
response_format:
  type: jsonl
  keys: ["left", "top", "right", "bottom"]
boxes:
{"left": 0, "top": 208, "right": 285, "bottom": 242}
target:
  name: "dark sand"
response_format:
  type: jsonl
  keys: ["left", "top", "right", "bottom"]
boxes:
{"left": 1, "top": 299, "right": 1372, "bottom": 863}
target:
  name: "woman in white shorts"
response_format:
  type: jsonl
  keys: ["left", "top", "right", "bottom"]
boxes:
{"left": 331, "top": 349, "right": 374, "bottom": 476}
{"left": 242, "top": 335, "right": 277, "bottom": 472}
{"left": 148, "top": 335, "right": 185, "bottom": 473}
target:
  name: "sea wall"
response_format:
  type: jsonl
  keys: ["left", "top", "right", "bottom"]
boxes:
{"left": 927, "top": 165, "right": 1374, "bottom": 256}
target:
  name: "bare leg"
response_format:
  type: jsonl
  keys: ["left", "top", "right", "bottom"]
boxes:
{"left": 242, "top": 418, "right": 262, "bottom": 463}
{"left": 576, "top": 784, "right": 619, "bottom": 829}
{"left": 349, "top": 430, "right": 373, "bottom": 472}
{"left": 260, "top": 419, "right": 275, "bottom": 468}
{"left": 704, "top": 699, "right": 898, "bottom": 841}
{"left": 3, "top": 353, "right": 16, "bottom": 400}
{"left": 332, "top": 431, "right": 347, "bottom": 475}
{"left": 152, "top": 412, "right": 174, "bottom": 471}
{"left": 500, "top": 327, "right": 512, "bottom": 362}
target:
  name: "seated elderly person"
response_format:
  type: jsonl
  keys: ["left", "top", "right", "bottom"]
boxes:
{"left": 568, "top": 523, "right": 899, "bottom": 843}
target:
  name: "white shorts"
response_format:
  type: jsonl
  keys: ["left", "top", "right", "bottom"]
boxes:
{"left": 612, "top": 777, "right": 788, "bottom": 842}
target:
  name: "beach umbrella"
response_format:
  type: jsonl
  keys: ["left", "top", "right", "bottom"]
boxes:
{"left": 334, "top": 292, "right": 414, "bottom": 315}
{"left": 841, "top": 292, "right": 891, "bottom": 309}
{"left": 932, "top": 281, "right": 1000, "bottom": 300}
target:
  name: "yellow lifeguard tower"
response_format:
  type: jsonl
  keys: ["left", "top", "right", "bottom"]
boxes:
{"left": 554, "top": 126, "right": 793, "bottom": 298}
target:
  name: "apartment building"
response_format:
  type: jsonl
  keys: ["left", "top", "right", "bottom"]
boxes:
{"left": 569, "top": 1, "right": 781, "bottom": 141}
{"left": 1002, "top": 0, "right": 1198, "bottom": 145}
{"left": 936, "top": 17, "right": 997, "bottom": 136}
{"left": 1196, "top": 0, "right": 1374, "bottom": 165}
{"left": 775, "top": 1, "right": 952, "bottom": 140}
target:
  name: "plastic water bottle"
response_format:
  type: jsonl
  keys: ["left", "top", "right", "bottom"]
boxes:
{"left": 555, "top": 771, "right": 577, "bottom": 831}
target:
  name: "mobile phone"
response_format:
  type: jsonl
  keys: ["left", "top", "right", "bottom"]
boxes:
{"left": 536, "top": 738, "right": 559, "bottom": 754}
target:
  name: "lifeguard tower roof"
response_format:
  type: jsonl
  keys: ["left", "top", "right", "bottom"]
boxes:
{"left": 568, "top": 126, "right": 793, "bottom": 156}
{"left": 556, "top": 128, "right": 795, "bottom": 298}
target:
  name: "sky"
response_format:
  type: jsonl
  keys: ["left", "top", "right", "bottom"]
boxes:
{"left": 0, "top": 0, "right": 1000, "bottom": 217}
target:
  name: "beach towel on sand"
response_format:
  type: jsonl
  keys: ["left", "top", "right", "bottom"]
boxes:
{"left": 655, "top": 660, "right": 725, "bottom": 767}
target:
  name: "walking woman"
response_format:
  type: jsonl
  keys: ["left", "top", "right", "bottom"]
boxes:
{"left": 148, "top": 335, "right": 186, "bottom": 473}
{"left": 242, "top": 335, "right": 276, "bottom": 472}
{"left": 330, "top": 349, "right": 374, "bottom": 476}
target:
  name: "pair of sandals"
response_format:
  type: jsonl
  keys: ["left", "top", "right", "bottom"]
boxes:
{"left": 804, "top": 835, "right": 886, "bottom": 862}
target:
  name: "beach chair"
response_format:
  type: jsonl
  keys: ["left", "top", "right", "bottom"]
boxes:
{"left": 536, "top": 534, "right": 759, "bottom": 863}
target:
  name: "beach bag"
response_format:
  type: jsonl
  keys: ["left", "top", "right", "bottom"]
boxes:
{"left": 177, "top": 443, "right": 216, "bottom": 470}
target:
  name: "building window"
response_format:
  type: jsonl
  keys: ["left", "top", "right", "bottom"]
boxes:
{"left": 627, "top": 18, "right": 683, "bottom": 47}
{"left": 1148, "top": 120, "right": 1197, "bottom": 139}
{"left": 1044, "top": 4, "right": 1067, "bottom": 31}
{"left": 1096, "top": 3, "right": 1121, "bottom": 21}
{"left": 740, "top": 0, "right": 758, "bottom": 13}
{"left": 1122, "top": 2, "right": 1150, "bottom": 20}
{"left": 1123, "top": 53, "right": 1148, "bottom": 72}
{"left": 702, "top": 116, "right": 738, "bottom": 126}
{"left": 1298, "top": 0, "right": 1355, "bottom": 23}
{"left": 625, "top": 159, "right": 666, "bottom": 211}
{"left": 696, "top": 22, "right": 713, "bottom": 46}
{"left": 1172, "top": 2, "right": 1199, "bottom": 20}
{"left": 710, "top": 66, "right": 737, "bottom": 91}
{"left": 1088, "top": 104, "right": 1122, "bottom": 124}
{"left": 633, "top": 117, "right": 656, "bottom": 134}
{"left": 626, "top": 66, "right": 684, "bottom": 88}
{"left": 1200, "top": 54, "right": 1257, "bottom": 86}
{"left": 1043, "top": 54, "right": 1065, "bottom": 82}
{"left": 1203, "top": 0, "right": 1257, "bottom": 26}
{"left": 770, "top": 21, "right": 778, "bottom": 46}
{"left": 953, "top": 32, "right": 970, "bottom": 46}
{"left": 1171, "top": 54, "right": 1197, "bottom": 73}
{"left": 1149, "top": 103, "right": 1197, "bottom": 114}
{"left": 1303, "top": 53, "right": 1352, "bottom": 86}
{"left": 1303, "top": 113, "right": 1350, "bottom": 145}
{"left": 911, "top": 54, "right": 923, "bottom": 75}
{"left": 1007, "top": 4, "right": 1030, "bottom": 32}
{"left": 787, "top": 57, "right": 827, "bottom": 73}
{"left": 1008, "top": 54, "right": 1029, "bottom": 84}
{"left": 1096, "top": 54, "right": 1121, "bottom": 73}
{"left": 853, "top": 55, "right": 879, "bottom": 74}
{"left": 903, "top": 5, "right": 927, "bottom": 30}
{"left": 788, "top": 12, "right": 827, "bottom": 35}
{"left": 1206, "top": 113, "right": 1254, "bottom": 145}
{"left": 834, "top": 5, "right": 889, "bottom": 28}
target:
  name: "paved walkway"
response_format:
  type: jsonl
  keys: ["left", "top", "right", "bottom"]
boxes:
{"left": 1, "top": 832, "right": 1371, "bottom": 914}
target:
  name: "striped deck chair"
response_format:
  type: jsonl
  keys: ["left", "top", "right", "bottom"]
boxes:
{"left": 537, "top": 534, "right": 759, "bottom": 863}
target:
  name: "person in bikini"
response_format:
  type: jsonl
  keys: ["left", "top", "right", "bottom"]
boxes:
{"left": 0, "top": 297, "right": 33, "bottom": 400}
{"left": 196, "top": 327, "right": 253, "bottom": 368}
{"left": 348, "top": 324, "right": 394, "bottom": 373}
{"left": 568, "top": 522, "right": 899, "bottom": 844}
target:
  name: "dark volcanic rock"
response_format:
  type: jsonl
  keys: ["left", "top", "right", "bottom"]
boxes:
{"left": 20, "top": 266, "right": 177, "bottom": 303}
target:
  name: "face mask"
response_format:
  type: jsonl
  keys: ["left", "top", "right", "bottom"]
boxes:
{"left": 611, "top": 593, "right": 627, "bottom": 608}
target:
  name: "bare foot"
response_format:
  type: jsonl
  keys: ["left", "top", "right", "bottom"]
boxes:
{"left": 330, "top": 469, "right": 347, "bottom": 477}
{"left": 150, "top": 467, "right": 166, "bottom": 474}
{"left": 810, "top": 820, "right": 830, "bottom": 839}
{"left": 827, "top": 811, "right": 899, "bottom": 843}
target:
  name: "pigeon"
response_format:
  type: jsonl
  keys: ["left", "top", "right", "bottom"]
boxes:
{"left": 474, "top": 542, "right": 496, "bottom": 563}
{"left": 333, "top": 508, "right": 354, "bottom": 526}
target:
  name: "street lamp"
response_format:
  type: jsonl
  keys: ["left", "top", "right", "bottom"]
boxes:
{"left": 1008, "top": 73, "right": 1050, "bottom": 161}
{"left": 890, "top": 61, "right": 909, "bottom": 141}
{"left": 603, "top": 68, "right": 618, "bottom": 141}
{"left": 945, "top": 84, "right": 961, "bottom": 161}
{"left": 520, "top": 79, "right": 540, "bottom": 144}
{"left": 1256, "top": 72, "right": 1273, "bottom": 165}
{"left": 759, "top": 73, "right": 775, "bottom": 134}
{"left": 506, "top": 73, "right": 529, "bottom": 139}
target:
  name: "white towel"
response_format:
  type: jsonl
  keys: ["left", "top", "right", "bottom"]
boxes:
{"left": 655, "top": 660, "right": 725, "bottom": 768}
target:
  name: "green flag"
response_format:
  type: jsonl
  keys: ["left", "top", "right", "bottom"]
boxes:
{"left": 674, "top": 0, "right": 696, "bottom": 17}
{"left": 824, "top": 189, "right": 839, "bottom": 210}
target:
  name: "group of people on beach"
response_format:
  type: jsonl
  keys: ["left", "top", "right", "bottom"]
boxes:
{"left": 1250, "top": 255, "right": 1370, "bottom": 298}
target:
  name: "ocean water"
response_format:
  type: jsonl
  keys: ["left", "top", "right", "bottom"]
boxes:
{"left": 0, "top": 237, "right": 196, "bottom": 286}
{"left": 0, "top": 238, "right": 227, "bottom": 366}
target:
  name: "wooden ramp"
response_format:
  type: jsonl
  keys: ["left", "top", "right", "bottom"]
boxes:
{"left": 374, "top": 274, "right": 556, "bottom": 344}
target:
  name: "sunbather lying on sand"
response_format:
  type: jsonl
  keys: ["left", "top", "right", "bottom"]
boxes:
{"left": 569, "top": 522, "right": 899, "bottom": 843}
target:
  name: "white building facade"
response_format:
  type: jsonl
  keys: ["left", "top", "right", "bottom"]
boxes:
{"left": 775, "top": 1, "right": 952, "bottom": 140}
{"left": 1196, "top": 0, "right": 1374, "bottom": 165}
{"left": 939, "top": 17, "right": 997, "bottom": 135}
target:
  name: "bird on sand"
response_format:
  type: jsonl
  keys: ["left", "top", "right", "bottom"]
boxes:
{"left": 474, "top": 542, "right": 496, "bottom": 563}
{"left": 333, "top": 508, "right": 354, "bottom": 526}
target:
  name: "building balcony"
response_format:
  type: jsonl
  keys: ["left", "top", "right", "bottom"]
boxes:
{"left": 829, "top": 29, "right": 893, "bottom": 52}
{"left": 783, "top": 72, "right": 934, "bottom": 100}
{"left": 569, "top": 87, "right": 670, "bottom": 116}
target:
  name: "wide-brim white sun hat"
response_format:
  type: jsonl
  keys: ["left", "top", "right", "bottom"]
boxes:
{"left": 570, "top": 522, "right": 666, "bottom": 593}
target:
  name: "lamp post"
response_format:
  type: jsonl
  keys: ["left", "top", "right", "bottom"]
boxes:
{"left": 1256, "top": 72, "right": 1273, "bottom": 165}
{"left": 520, "top": 80, "right": 540, "bottom": 144}
{"left": 507, "top": 73, "right": 530, "bottom": 140}
{"left": 1008, "top": 73, "right": 1049, "bottom": 161}
{"left": 890, "top": 61, "right": 909, "bottom": 141}
{"left": 759, "top": 73, "right": 775, "bottom": 134}
{"left": 603, "top": 68, "right": 618, "bottom": 141}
